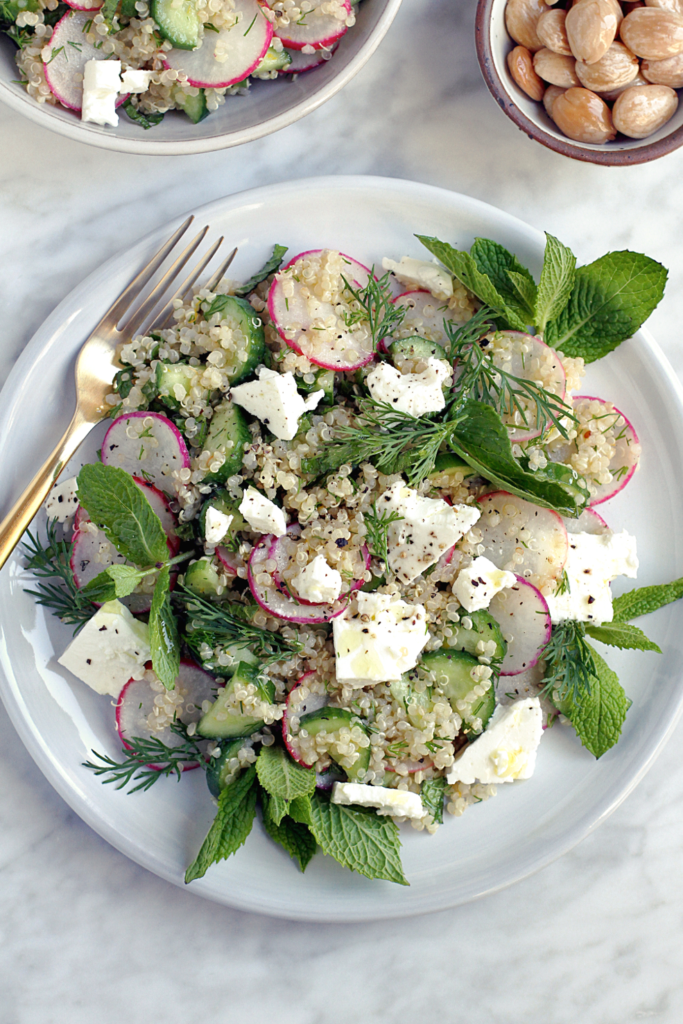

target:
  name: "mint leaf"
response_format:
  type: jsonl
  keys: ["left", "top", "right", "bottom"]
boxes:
{"left": 612, "top": 578, "right": 683, "bottom": 622}
{"left": 77, "top": 464, "right": 168, "bottom": 567}
{"left": 416, "top": 235, "right": 529, "bottom": 332}
{"left": 545, "top": 251, "right": 667, "bottom": 362}
{"left": 185, "top": 766, "right": 258, "bottom": 883}
{"left": 306, "top": 792, "right": 408, "bottom": 886}
{"left": 80, "top": 570, "right": 118, "bottom": 604}
{"left": 449, "top": 401, "right": 589, "bottom": 516}
{"left": 235, "top": 244, "right": 288, "bottom": 297}
{"left": 420, "top": 777, "right": 446, "bottom": 825}
{"left": 535, "top": 233, "right": 576, "bottom": 333}
{"left": 470, "top": 237, "right": 537, "bottom": 321}
{"left": 265, "top": 793, "right": 290, "bottom": 826}
{"left": 288, "top": 794, "right": 313, "bottom": 825}
{"left": 261, "top": 792, "right": 317, "bottom": 872}
{"left": 107, "top": 564, "right": 151, "bottom": 598}
{"left": 149, "top": 566, "right": 179, "bottom": 689}
{"left": 555, "top": 646, "right": 629, "bottom": 758}
{"left": 507, "top": 270, "right": 538, "bottom": 317}
{"left": 585, "top": 621, "right": 661, "bottom": 653}
{"left": 122, "top": 100, "right": 164, "bottom": 130}
{"left": 256, "top": 745, "right": 316, "bottom": 803}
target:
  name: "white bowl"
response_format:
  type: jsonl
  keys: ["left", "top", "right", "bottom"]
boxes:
{"left": 0, "top": 0, "right": 402, "bottom": 155}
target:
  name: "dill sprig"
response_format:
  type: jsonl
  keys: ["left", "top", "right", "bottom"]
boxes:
{"left": 364, "top": 502, "right": 404, "bottom": 564}
{"left": 554, "top": 568, "right": 571, "bottom": 597}
{"left": 22, "top": 522, "right": 96, "bottom": 633}
{"left": 342, "top": 268, "right": 407, "bottom": 350}
{"left": 541, "top": 620, "right": 597, "bottom": 703}
{"left": 83, "top": 723, "right": 205, "bottom": 793}
{"left": 180, "top": 590, "right": 305, "bottom": 662}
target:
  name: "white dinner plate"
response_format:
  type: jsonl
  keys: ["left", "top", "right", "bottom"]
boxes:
{"left": 2, "top": 176, "right": 683, "bottom": 922}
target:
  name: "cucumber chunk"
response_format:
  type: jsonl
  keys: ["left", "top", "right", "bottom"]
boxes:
{"left": 420, "top": 650, "right": 496, "bottom": 734}
{"left": 201, "top": 400, "right": 250, "bottom": 484}
{"left": 389, "top": 337, "right": 447, "bottom": 363}
{"left": 206, "top": 736, "right": 250, "bottom": 797}
{"left": 299, "top": 707, "right": 371, "bottom": 782}
{"left": 428, "top": 452, "right": 479, "bottom": 484}
{"left": 156, "top": 361, "right": 207, "bottom": 411}
{"left": 198, "top": 662, "right": 275, "bottom": 739}
{"left": 298, "top": 368, "right": 335, "bottom": 404}
{"left": 449, "top": 609, "right": 507, "bottom": 662}
{"left": 203, "top": 295, "right": 265, "bottom": 385}
{"left": 254, "top": 46, "right": 292, "bottom": 73}
{"left": 184, "top": 557, "right": 223, "bottom": 597}
{"left": 151, "top": 0, "right": 202, "bottom": 50}
{"left": 172, "top": 85, "right": 209, "bottom": 124}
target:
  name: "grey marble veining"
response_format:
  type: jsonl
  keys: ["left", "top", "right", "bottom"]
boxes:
{"left": 3, "top": 0, "right": 683, "bottom": 1020}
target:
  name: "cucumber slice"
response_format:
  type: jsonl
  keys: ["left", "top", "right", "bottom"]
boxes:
{"left": 2, "top": 0, "right": 40, "bottom": 21}
{"left": 421, "top": 650, "right": 496, "bottom": 734}
{"left": 389, "top": 336, "right": 447, "bottom": 363}
{"left": 449, "top": 609, "right": 507, "bottom": 662}
{"left": 206, "top": 736, "right": 250, "bottom": 797}
{"left": 428, "top": 452, "right": 479, "bottom": 483}
{"left": 198, "top": 491, "right": 249, "bottom": 543}
{"left": 254, "top": 46, "right": 292, "bottom": 73}
{"left": 151, "top": 0, "right": 202, "bottom": 50}
{"left": 299, "top": 707, "right": 371, "bottom": 782}
{"left": 198, "top": 662, "right": 275, "bottom": 739}
{"left": 298, "top": 368, "right": 335, "bottom": 405}
{"left": 156, "top": 361, "right": 207, "bottom": 411}
{"left": 201, "top": 400, "right": 251, "bottom": 484}
{"left": 172, "top": 84, "right": 209, "bottom": 123}
{"left": 184, "top": 557, "right": 223, "bottom": 597}
{"left": 204, "top": 295, "right": 265, "bottom": 385}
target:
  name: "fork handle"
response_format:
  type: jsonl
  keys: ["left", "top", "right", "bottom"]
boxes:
{"left": 0, "top": 409, "right": 94, "bottom": 571}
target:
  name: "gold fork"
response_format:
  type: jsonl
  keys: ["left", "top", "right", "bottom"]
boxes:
{"left": 0, "top": 216, "right": 237, "bottom": 571}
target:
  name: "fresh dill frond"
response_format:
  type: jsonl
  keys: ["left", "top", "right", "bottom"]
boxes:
{"left": 180, "top": 590, "right": 305, "bottom": 662}
{"left": 22, "top": 522, "right": 96, "bottom": 633}
{"left": 554, "top": 569, "right": 571, "bottom": 597}
{"left": 83, "top": 723, "right": 205, "bottom": 793}
{"left": 364, "top": 502, "right": 404, "bottom": 564}
{"left": 541, "top": 620, "right": 597, "bottom": 703}
{"left": 342, "top": 269, "right": 407, "bottom": 349}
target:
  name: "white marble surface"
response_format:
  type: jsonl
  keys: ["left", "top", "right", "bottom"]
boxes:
{"left": 3, "top": 0, "right": 683, "bottom": 1020}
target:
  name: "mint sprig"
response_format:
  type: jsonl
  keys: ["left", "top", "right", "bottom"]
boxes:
{"left": 612, "top": 578, "right": 683, "bottom": 622}
{"left": 555, "top": 647, "right": 630, "bottom": 759}
{"left": 420, "top": 777, "right": 447, "bottom": 825}
{"left": 77, "top": 464, "right": 168, "bottom": 567}
{"left": 185, "top": 766, "right": 258, "bottom": 883}
{"left": 261, "top": 792, "right": 317, "bottom": 872}
{"left": 585, "top": 621, "right": 661, "bottom": 653}
{"left": 149, "top": 566, "right": 180, "bottom": 689}
{"left": 470, "top": 236, "right": 537, "bottom": 323}
{"left": 535, "top": 233, "right": 576, "bottom": 333}
{"left": 255, "top": 744, "right": 316, "bottom": 804}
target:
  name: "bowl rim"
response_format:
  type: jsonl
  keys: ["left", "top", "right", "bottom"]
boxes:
{"left": 474, "top": 0, "right": 683, "bottom": 166}
{"left": 0, "top": 0, "right": 402, "bottom": 156}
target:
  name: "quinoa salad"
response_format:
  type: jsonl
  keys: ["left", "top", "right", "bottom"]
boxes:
{"left": 1, "top": 0, "right": 358, "bottom": 130}
{"left": 24, "top": 230, "right": 681, "bottom": 886}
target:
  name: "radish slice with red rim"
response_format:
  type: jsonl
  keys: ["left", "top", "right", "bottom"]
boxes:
{"left": 164, "top": 0, "right": 272, "bottom": 87}
{"left": 562, "top": 508, "right": 609, "bottom": 535}
{"left": 282, "top": 670, "right": 329, "bottom": 767}
{"left": 486, "top": 331, "right": 566, "bottom": 444}
{"left": 266, "top": 0, "right": 351, "bottom": 50}
{"left": 101, "top": 411, "right": 190, "bottom": 497}
{"left": 44, "top": 11, "right": 128, "bottom": 112}
{"left": 64, "top": 0, "right": 102, "bottom": 10}
{"left": 267, "top": 249, "right": 376, "bottom": 371}
{"left": 279, "top": 44, "right": 338, "bottom": 72}
{"left": 248, "top": 534, "right": 347, "bottom": 622}
{"left": 476, "top": 491, "right": 568, "bottom": 592}
{"left": 392, "top": 290, "right": 460, "bottom": 349}
{"left": 271, "top": 525, "right": 370, "bottom": 605}
{"left": 489, "top": 577, "right": 552, "bottom": 676}
{"left": 216, "top": 546, "right": 241, "bottom": 577}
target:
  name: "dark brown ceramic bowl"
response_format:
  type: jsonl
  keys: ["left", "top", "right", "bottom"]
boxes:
{"left": 475, "top": 0, "right": 683, "bottom": 165}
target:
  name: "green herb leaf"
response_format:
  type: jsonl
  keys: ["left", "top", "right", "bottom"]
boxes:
{"left": 541, "top": 620, "right": 597, "bottom": 703}
{"left": 544, "top": 251, "right": 667, "bottom": 362}
{"left": 470, "top": 237, "right": 537, "bottom": 321}
{"left": 261, "top": 792, "right": 317, "bottom": 872}
{"left": 181, "top": 590, "right": 304, "bottom": 662}
{"left": 256, "top": 744, "right": 316, "bottom": 803}
{"left": 149, "top": 566, "right": 180, "bottom": 689}
{"left": 585, "top": 621, "right": 661, "bottom": 653}
{"left": 23, "top": 523, "right": 98, "bottom": 632}
{"left": 554, "top": 645, "right": 630, "bottom": 758}
{"left": 342, "top": 269, "right": 408, "bottom": 349}
{"left": 420, "top": 777, "right": 447, "bottom": 825}
{"left": 77, "top": 463, "right": 169, "bottom": 567}
{"left": 122, "top": 99, "right": 164, "bottom": 130}
{"left": 363, "top": 502, "right": 404, "bottom": 564}
{"left": 234, "top": 244, "right": 288, "bottom": 297}
{"left": 185, "top": 766, "right": 258, "bottom": 883}
{"left": 80, "top": 570, "right": 119, "bottom": 604}
{"left": 264, "top": 792, "right": 290, "bottom": 826}
{"left": 534, "top": 233, "right": 576, "bottom": 333}
{"left": 83, "top": 723, "right": 204, "bottom": 793}
{"left": 612, "top": 578, "right": 683, "bottom": 622}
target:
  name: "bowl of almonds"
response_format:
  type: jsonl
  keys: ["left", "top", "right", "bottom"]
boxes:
{"left": 476, "top": 0, "right": 683, "bottom": 163}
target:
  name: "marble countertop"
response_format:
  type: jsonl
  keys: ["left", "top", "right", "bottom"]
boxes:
{"left": 2, "top": 0, "right": 683, "bottom": 1020}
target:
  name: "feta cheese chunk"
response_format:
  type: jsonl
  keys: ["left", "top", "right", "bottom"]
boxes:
{"left": 230, "top": 367, "right": 324, "bottom": 441}
{"left": 453, "top": 556, "right": 516, "bottom": 612}
{"left": 545, "top": 529, "right": 638, "bottom": 625}
{"left": 366, "top": 358, "right": 451, "bottom": 418}
{"left": 81, "top": 59, "right": 122, "bottom": 127}
{"left": 379, "top": 481, "right": 481, "bottom": 584}
{"left": 292, "top": 554, "right": 343, "bottom": 604}
{"left": 331, "top": 781, "right": 425, "bottom": 820}
{"left": 239, "top": 486, "right": 287, "bottom": 537}
{"left": 446, "top": 698, "right": 543, "bottom": 785}
{"left": 44, "top": 476, "right": 79, "bottom": 523}
{"left": 120, "top": 68, "right": 153, "bottom": 93}
{"left": 333, "top": 592, "right": 428, "bottom": 685}
{"left": 381, "top": 256, "right": 454, "bottom": 301}
{"left": 204, "top": 506, "right": 233, "bottom": 547}
{"left": 57, "top": 600, "right": 150, "bottom": 698}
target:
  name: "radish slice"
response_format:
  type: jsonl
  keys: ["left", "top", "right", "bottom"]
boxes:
{"left": 267, "top": 250, "right": 375, "bottom": 371}
{"left": 164, "top": 0, "right": 272, "bottom": 88}
{"left": 266, "top": 0, "right": 351, "bottom": 50}
{"left": 279, "top": 44, "right": 338, "bottom": 73}
{"left": 271, "top": 526, "right": 370, "bottom": 605}
{"left": 562, "top": 508, "right": 609, "bottom": 535}
{"left": 248, "top": 535, "right": 347, "bottom": 622}
{"left": 101, "top": 411, "right": 190, "bottom": 497}
{"left": 216, "top": 546, "right": 241, "bottom": 577}
{"left": 64, "top": 0, "right": 102, "bottom": 9}
{"left": 393, "top": 290, "right": 459, "bottom": 349}
{"left": 282, "top": 670, "right": 328, "bottom": 767}
{"left": 548, "top": 396, "right": 641, "bottom": 506}
{"left": 115, "top": 660, "right": 218, "bottom": 769}
{"left": 487, "top": 331, "right": 566, "bottom": 444}
{"left": 476, "top": 491, "right": 568, "bottom": 592}
{"left": 489, "top": 577, "right": 552, "bottom": 675}
{"left": 43, "top": 11, "right": 128, "bottom": 112}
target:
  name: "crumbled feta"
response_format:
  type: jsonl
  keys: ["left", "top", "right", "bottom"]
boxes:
{"left": 331, "top": 781, "right": 425, "bottom": 820}
{"left": 333, "top": 591, "right": 428, "bottom": 685}
{"left": 379, "top": 481, "right": 481, "bottom": 584}
{"left": 453, "top": 556, "right": 517, "bottom": 612}
{"left": 382, "top": 256, "right": 454, "bottom": 301}
{"left": 81, "top": 59, "right": 121, "bottom": 127}
{"left": 57, "top": 599, "right": 150, "bottom": 698}
{"left": 292, "top": 554, "right": 342, "bottom": 604}
{"left": 446, "top": 698, "right": 543, "bottom": 785}
{"left": 44, "top": 476, "right": 79, "bottom": 523}
{"left": 120, "top": 68, "right": 153, "bottom": 93}
{"left": 230, "top": 367, "right": 324, "bottom": 441}
{"left": 204, "top": 506, "right": 233, "bottom": 547}
{"left": 238, "top": 486, "right": 287, "bottom": 537}
{"left": 366, "top": 358, "right": 451, "bottom": 417}
{"left": 545, "top": 530, "right": 638, "bottom": 624}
